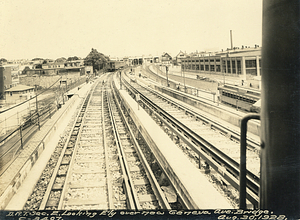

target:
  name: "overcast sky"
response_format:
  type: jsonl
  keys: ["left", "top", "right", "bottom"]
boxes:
{"left": 0, "top": 0, "right": 262, "bottom": 60}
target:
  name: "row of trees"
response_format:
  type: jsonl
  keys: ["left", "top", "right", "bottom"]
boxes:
{"left": 32, "top": 56, "right": 80, "bottom": 63}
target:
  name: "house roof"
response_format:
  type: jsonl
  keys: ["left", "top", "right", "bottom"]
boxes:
{"left": 162, "top": 52, "right": 172, "bottom": 57}
{"left": 6, "top": 84, "right": 34, "bottom": 92}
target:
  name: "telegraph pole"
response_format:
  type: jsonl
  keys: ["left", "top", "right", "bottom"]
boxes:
{"left": 34, "top": 85, "right": 40, "bottom": 130}
{"left": 120, "top": 70, "right": 122, "bottom": 90}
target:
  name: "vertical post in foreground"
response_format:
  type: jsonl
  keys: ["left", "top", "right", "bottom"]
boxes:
{"left": 260, "top": 1, "right": 300, "bottom": 217}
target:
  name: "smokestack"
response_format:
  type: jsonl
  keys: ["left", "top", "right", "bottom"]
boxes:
{"left": 230, "top": 30, "right": 233, "bottom": 50}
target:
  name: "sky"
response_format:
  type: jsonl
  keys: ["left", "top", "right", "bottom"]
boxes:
{"left": 0, "top": 0, "right": 262, "bottom": 60}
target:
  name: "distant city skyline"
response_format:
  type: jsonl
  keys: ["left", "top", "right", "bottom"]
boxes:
{"left": 0, "top": 0, "right": 262, "bottom": 60}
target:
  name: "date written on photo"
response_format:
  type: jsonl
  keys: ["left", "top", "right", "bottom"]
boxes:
{"left": 3, "top": 210, "right": 288, "bottom": 220}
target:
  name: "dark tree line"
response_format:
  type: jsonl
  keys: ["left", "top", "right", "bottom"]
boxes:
{"left": 84, "top": 48, "right": 110, "bottom": 72}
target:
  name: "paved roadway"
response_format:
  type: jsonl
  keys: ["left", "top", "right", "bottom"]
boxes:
{"left": 156, "top": 65, "right": 261, "bottom": 91}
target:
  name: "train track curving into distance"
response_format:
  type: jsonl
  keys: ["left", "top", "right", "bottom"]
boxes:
{"left": 121, "top": 71, "right": 260, "bottom": 207}
{"left": 26, "top": 74, "right": 170, "bottom": 210}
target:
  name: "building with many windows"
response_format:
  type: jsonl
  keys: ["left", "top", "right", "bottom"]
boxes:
{"left": 181, "top": 46, "right": 261, "bottom": 81}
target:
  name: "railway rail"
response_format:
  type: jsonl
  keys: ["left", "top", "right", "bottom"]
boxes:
{"left": 0, "top": 102, "right": 56, "bottom": 176}
{"left": 25, "top": 74, "right": 170, "bottom": 210}
{"left": 121, "top": 72, "right": 260, "bottom": 207}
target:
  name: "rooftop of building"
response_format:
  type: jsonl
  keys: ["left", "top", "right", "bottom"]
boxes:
{"left": 5, "top": 84, "right": 34, "bottom": 92}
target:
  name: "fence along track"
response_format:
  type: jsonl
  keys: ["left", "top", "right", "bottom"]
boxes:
{"left": 121, "top": 75, "right": 260, "bottom": 207}
{"left": 141, "top": 87, "right": 259, "bottom": 175}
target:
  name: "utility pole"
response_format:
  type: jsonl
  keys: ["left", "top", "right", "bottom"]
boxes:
{"left": 120, "top": 70, "right": 122, "bottom": 90}
{"left": 34, "top": 85, "right": 40, "bottom": 130}
{"left": 166, "top": 65, "right": 169, "bottom": 87}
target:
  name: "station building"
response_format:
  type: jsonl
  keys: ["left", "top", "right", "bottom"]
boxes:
{"left": 181, "top": 46, "right": 261, "bottom": 81}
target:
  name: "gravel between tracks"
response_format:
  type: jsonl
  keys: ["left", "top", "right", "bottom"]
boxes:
{"left": 24, "top": 105, "right": 82, "bottom": 210}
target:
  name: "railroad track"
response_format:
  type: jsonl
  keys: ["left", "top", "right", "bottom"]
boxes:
{"left": 32, "top": 75, "right": 170, "bottom": 210}
{"left": 107, "top": 81, "right": 170, "bottom": 210}
{"left": 121, "top": 73, "right": 260, "bottom": 207}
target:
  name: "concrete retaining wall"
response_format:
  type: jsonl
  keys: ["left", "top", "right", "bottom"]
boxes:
{"left": 0, "top": 92, "right": 80, "bottom": 209}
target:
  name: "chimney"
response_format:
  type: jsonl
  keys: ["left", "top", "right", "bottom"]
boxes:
{"left": 230, "top": 30, "right": 233, "bottom": 49}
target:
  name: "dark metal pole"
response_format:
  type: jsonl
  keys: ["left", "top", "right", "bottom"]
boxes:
{"left": 62, "top": 80, "right": 65, "bottom": 105}
{"left": 19, "top": 124, "right": 23, "bottom": 150}
{"left": 29, "top": 101, "right": 32, "bottom": 125}
{"left": 182, "top": 64, "right": 186, "bottom": 91}
{"left": 239, "top": 114, "right": 260, "bottom": 209}
{"left": 260, "top": 1, "right": 300, "bottom": 217}
{"left": 166, "top": 66, "right": 169, "bottom": 87}
{"left": 120, "top": 71, "right": 122, "bottom": 90}
{"left": 35, "top": 85, "right": 40, "bottom": 130}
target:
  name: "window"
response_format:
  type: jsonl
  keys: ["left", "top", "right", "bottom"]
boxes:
{"left": 232, "top": 60, "right": 236, "bottom": 73}
{"left": 237, "top": 60, "right": 241, "bottom": 74}
{"left": 246, "top": 60, "right": 256, "bottom": 68}
{"left": 227, "top": 60, "right": 231, "bottom": 73}
{"left": 222, "top": 60, "right": 226, "bottom": 73}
